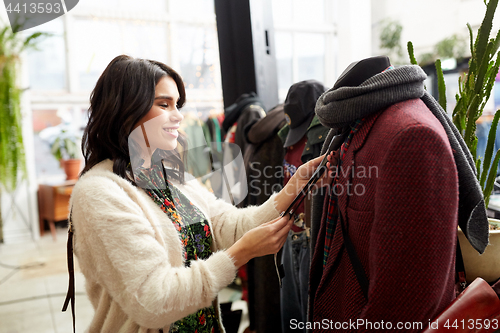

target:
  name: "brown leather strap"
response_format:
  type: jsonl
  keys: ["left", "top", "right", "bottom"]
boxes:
{"left": 62, "top": 210, "right": 76, "bottom": 333}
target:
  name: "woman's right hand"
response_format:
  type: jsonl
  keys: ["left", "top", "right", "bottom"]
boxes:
{"left": 226, "top": 214, "right": 292, "bottom": 268}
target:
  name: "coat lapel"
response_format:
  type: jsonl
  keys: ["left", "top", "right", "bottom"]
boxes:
{"left": 314, "top": 111, "right": 382, "bottom": 295}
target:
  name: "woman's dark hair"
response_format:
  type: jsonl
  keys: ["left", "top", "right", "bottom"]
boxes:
{"left": 81, "top": 55, "right": 188, "bottom": 183}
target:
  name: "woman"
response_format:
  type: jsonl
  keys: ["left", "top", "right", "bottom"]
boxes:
{"left": 70, "top": 55, "right": 330, "bottom": 332}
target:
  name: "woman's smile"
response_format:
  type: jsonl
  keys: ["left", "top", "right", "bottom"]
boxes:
{"left": 163, "top": 126, "right": 179, "bottom": 138}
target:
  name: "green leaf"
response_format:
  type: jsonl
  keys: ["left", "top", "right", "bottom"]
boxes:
{"left": 492, "top": 28, "right": 500, "bottom": 54}
{"left": 482, "top": 52, "right": 500, "bottom": 107}
{"left": 484, "top": 148, "right": 500, "bottom": 207}
{"left": 464, "top": 94, "right": 481, "bottom": 147}
{"left": 467, "top": 23, "right": 476, "bottom": 74}
{"left": 51, "top": 138, "right": 62, "bottom": 161}
{"left": 407, "top": 41, "right": 418, "bottom": 65}
{"left": 475, "top": 41, "right": 495, "bottom": 95}
{"left": 480, "top": 109, "right": 500, "bottom": 187}
{"left": 453, "top": 97, "right": 466, "bottom": 132}
{"left": 474, "top": 0, "right": 498, "bottom": 75}
{"left": 471, "top": 136, "right": 478, "bottom": 162}
{"left": 435, "top": 59, "right": 447, "bottom": 112}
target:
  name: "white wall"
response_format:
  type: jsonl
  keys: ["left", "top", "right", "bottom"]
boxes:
{"left": 371, "top": 0, "right": 500, "bottom": 61}
{"left": 334, "top": 0, "right": 373, "bottom": 76}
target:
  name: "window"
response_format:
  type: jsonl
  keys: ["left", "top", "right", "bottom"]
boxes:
{"left": 169, "top": 0, "right": 214, "bottom": 16}
{"left": 275, "top": 32, "right": 293, "bottom": 95}
{"left": 72, "top": 18, "right": 168, "bottom": 91}
{"left": 26, "top": 0, "right": 224, "bottom": 180}
{"left": 27, "top": 18, "right": 66, "bottom": 91}
{"left": 296, "top": 33, "right": 325, "bottom": 83}
{"left": 175, "top": 24, "right": 219, "bottom": 90}
{"left": 272, "top": 0, "right": 335, "bottom": 101}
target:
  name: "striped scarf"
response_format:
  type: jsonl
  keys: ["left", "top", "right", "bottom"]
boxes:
{"left": 323, "top": 118, "right": 364, "bottom": 268}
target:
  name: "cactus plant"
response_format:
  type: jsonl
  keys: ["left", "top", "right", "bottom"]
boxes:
{"left": 408, "top": 0, "right": 500, "bottom": 209}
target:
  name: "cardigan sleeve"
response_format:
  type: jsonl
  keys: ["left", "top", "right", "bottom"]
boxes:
{"left": 71, "top": 175, "right": 238, "bottom": 329}
{"left": 181, "top": 176, "right": 281, "bottom": 250}
{"left": 358, "top": 124, "right": 458, "bottom": 329}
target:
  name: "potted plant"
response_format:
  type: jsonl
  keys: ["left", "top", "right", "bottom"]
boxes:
{"left": 48, "top": 128, "right": 82, "bottom": 180}
{"left": 0, "top": 24, "right": 46, "bottom": 242}
{"left": 408, "top": 0, "right": 500, "bottom": 282}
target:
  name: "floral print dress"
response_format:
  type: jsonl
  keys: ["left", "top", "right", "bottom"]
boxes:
{"left": 136, "top": 163, "right": 221, "bottom": 333}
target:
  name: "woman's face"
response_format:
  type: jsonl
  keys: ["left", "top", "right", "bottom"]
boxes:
{"left": 132, "top": 76, "right": 184, "bottom": 152}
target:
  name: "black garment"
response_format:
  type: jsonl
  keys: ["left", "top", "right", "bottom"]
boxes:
{"left": 234, "top": 104, "right": 266, "bottom": 159}
{"left": 240, "top": 105, "right": 287, "bottom": 207}
{"left": 214, "top": 102, "right": 265, "bottom": 203}
{"left": 282, "top": 80, "right": 327, "bottom": 148}
{"left": 239, "top": 104, "right": 286, "bottom": 333}
{"left": 222, "top": 92, "right": 265, "bottom": 133}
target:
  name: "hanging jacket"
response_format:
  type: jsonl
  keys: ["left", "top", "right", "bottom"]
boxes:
{"left": 238, "top": 104, "right": 287, "bottom": 333}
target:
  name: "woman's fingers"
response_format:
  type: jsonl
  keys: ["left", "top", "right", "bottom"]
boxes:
{"left": 270, "top": 215, "right": 290, "bottom": 232}
{"left": 269, "top": 218, "right": 292, "bottom": 253}
{"left": 295, "top": 154, "right": 326, "bottom": 181}
{"left": 314, "top": 150, "right": 339, "bottom": 188}
{"left": 327, "top": 150, "right": 339, "bottom": 167}
{"left": 308, "top": 153, "right": 326, "bottom": 168}
{"left": 261, "top": 215, "right": 286, "bottom": 226}
{"left": 275, "top": 217, "right": 293, "bottom": 238}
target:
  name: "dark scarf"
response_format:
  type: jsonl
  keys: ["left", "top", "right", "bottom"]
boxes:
{"left": 315, "top": 65, "right": 489, "bottom": 254}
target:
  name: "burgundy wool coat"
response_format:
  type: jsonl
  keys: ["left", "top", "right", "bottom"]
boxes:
{"left": 308, "top": 98, "right": 459, "bottom": 332}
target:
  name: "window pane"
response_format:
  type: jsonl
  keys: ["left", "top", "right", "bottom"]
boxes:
{"left": 78, "top": 0, "right": 166, "bottom": 11}
{"left": 293, "top": 0, "right": 325, "bottom": 24}
{"left": 169, "top": 0, "right": 214, "bottom": 16}
{"left": 121, "top": 22, "right": 168, "bottom": 61}
{"left": 296, "top": 33, "right": 325, "bottom": 83}
{"left": 275, "top": 32, "right": 293, "bottom": 101}
{"left": 272, "top": 0, "right": 293, "bottom": 25}
{"left": 73, "top": 18, "right": 168, "bottom": 91}
{"left": 174, "top": 24, "right": 219, "bottom": 90}
{"left": 27, "top": 18, "right": 66, "bottom": 90}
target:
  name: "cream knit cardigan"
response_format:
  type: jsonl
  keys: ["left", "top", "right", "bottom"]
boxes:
{"left": 69, "top": 159, "right": 280, "bottom": 332}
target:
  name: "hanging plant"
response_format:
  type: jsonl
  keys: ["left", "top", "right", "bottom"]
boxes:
{"left": 0, "top": 24, "right": 45, "bottom": 191}
{"left": 0, "top": 23, "right": 47, "bottom": 241}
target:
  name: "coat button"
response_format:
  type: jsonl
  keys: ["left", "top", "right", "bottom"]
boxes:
{"left": 319, "top": 135, "right": 323, "bottom": 139}
{"left": 306, "top": 147, "right": 310, "bottom": 151}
